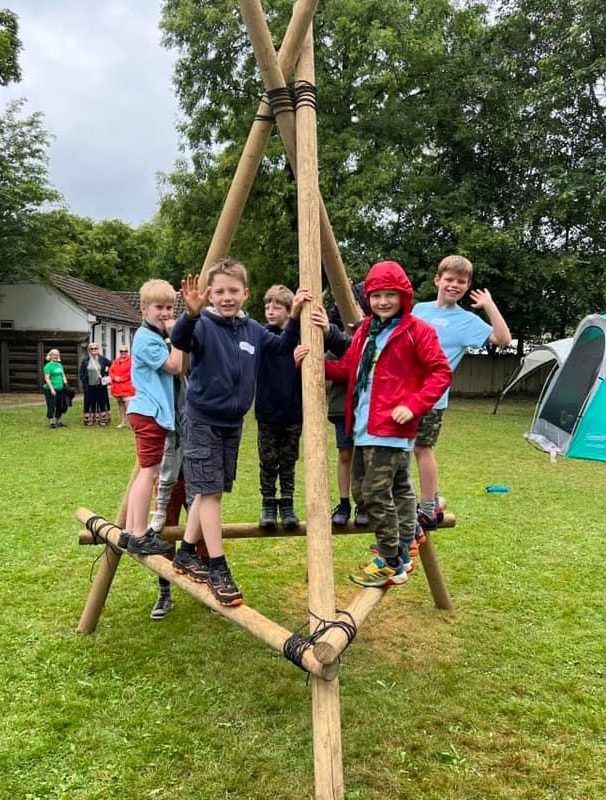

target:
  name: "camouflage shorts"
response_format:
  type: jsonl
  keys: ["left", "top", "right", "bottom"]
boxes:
{"left": 414, "top": 409, "right": 445, "bottom": 448}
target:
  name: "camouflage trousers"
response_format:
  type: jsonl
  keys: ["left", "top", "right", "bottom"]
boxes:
{"left": 257, "top": 421, "right": 302, "bottom": 498}
{"left": 351, "top": 446, "right": 417, "bottom": 560}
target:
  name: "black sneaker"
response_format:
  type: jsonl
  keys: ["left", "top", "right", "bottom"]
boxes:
{"left": 127, "top": 528, "right": 173, "bottom": 556}
{"left": 259, "top": 498, "right": 277, "bottom": 530}
{"left": 417, "top": 509, "right": 438, "bottom": 532}
{"left": 279, "top": 498, "right": 300, "bottom": 530}
{"left": 208, "top": 563, "right": 243, "bottom": 606}
{"left": 331, "top": 502, "right": 351, "bottom": 527}
{"left": 118, "top": 530, "right": 131, "bottom": 550}
{"left": 353, "top": 505, "right": 369, "bottom": 527}
{"left": 150, "top": 594, "right": 173, "bottom": 620}
{"left": 172, "top": 548, "right": 209, "bottom": 583}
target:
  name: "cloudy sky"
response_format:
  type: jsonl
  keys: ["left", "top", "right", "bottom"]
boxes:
{"left": 2, "top": 0, "right": 182, "bottom": 226}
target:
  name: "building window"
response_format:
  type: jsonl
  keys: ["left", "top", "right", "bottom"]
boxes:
{"left": 0, "top": 320, "right": 14, "bottom": 329}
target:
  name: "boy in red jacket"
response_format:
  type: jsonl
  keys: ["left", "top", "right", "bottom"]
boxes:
{"left": 318, "top": 261, "right": 452, "bottom": 587}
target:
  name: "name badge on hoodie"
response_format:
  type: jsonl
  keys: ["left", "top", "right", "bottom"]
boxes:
{"left": 239, "top": 341, "right": 255, "bottom": 355}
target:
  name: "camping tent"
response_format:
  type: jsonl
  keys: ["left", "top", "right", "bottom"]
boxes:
{"left": 493, "top": 337, "right": 574, "bottom": 414}
{"left": 525, "top": 314, "right": 606, "bottom": 461}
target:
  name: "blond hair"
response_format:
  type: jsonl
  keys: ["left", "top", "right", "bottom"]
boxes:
{"left": 263, "top": 284, "right": 293, "bottom": 310}
{"left": 46, "top": 348, "right": 60, "bottom": 361}
{"left": 207, "top": 258, "right": 248, "bottom": 288}
{"left": 436, "top": 255, "right": 474, "bottom": 281}
{"left": 139, "top": 279, "right": 176, "bottom": 306}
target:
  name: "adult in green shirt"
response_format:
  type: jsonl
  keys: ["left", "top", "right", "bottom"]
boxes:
{"left": 43, "top": 348, "right": 68, "bottom": 428}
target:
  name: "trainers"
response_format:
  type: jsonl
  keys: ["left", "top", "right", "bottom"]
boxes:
{"left": 331, "top": 502, "right": 351, "bottom": 527}
{"left": 353, "top": 505, "right": 369, "bottom": 527}
{"left": 127, "top": 528, "right": 173, "bottom": 556}
{"left": 118, "top": 530, "right": 131, "bottom": 549}
{"left": 150, "top": 594, "right": 173, "bottom": 620}
{"left": 349, "top": 556, "right": 408, "bottom": 588}
{"left": 172, "top": 548, "right": 209, "bottom": 583}
{"left": 407, "top": 523, "right": 426, "bottom": 558}
{"left": 417, "top": 509, "right": 438, "bottom": 531}
{"left": 208, "top": 563, "right": 244, "bottom": 606}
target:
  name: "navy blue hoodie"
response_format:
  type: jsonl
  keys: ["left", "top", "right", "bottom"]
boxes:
{"left": 171, "top": 309, "right": 300, "bottom": 427}
{"left": 255, "top": 323, "right": 303, "bottom": 425}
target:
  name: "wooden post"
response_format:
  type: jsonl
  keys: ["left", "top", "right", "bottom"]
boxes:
{"left": 418, "top": 535, "right": 453, "bottom": 611}
{"left": 295, "top": 27, "right": 344, "bottom": 800}
{"left": 231, "top": 0, "right": 359, "bottom": 328}
{"left": 76, "top": 508, "right": 338, "bottom": 681}
{"left": 77, "top": 464, "right": 138, "bottom": 634}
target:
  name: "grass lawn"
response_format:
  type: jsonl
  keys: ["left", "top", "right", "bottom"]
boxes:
{"left": 1, "top": 397, "right": 605, "bottom": 799}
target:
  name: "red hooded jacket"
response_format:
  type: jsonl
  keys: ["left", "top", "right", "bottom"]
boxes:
{"left": 325, "top": 261, "right": 452, "bottom": 439}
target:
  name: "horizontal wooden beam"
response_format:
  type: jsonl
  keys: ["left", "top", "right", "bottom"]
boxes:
{"left": 76, "top": 507, "right": 339, "bottom": 681}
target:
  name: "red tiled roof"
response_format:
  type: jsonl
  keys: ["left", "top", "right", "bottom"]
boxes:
{"left": 50, "top": 275, "right": 141, "bottom": 325}
{"left": 116, "top": 290, "right": 186, "bottom": 317}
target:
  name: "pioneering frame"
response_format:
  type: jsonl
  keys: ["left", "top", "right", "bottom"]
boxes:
{"left": 76, "top": 3, "right": 454, "bottom": 797}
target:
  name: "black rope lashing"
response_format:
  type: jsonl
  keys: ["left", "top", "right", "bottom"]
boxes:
{"left": 294, "top": 80, "right": 317, "bottom": 112}
{"left": 265, "top": 85, "right": 295, "bottom": 117}
{"left": 282, "top": 609, "right": 358, "bottom": 674}
{"left": 254, "top": 94, "right": 274, "bottom": 122}
{"left": 85, "top": 514, "right": 122, "bottom": 581}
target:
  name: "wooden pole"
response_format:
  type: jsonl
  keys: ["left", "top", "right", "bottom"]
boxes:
{"left": 232, "top": 0, "right": 359, "bottom": 327}
{"left": 76, "top": 508, "right": 339, "bottom": 681}
{"left": 77, "top": 464, "right": 138, "bottom": 634}
{"left": 295, "top": 27, "right": 344, "bottom": 800}
{"left": 79, "top": 514, "right": 457, "bottom": 545}
{"left": 202, "top": 0, "right": 320, "bottom": 276}
{"left": 313, "top": 588, "right": 385, "bottom": 665}
{"left": 418, "top": 535, "right": 453, "bottom": 611}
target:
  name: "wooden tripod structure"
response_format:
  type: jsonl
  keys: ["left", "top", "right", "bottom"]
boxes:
{"left": 75, "top": 3, "right": 453, "bottom": 797}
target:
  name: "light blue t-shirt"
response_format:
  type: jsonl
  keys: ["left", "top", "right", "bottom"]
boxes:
{"left": 353, "top": 319, "right": 413, "bottom": 450}
{"left": 128, "top": 326, "right": 175, "bottom": 431}
{"left": 412, "top": 301, "right": 492, "bottom": 409}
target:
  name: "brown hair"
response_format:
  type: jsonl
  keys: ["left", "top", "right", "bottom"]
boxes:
{"left": 207, "top": 258, "right": 248, "bottom": 288}
{"left": 436, "top": 255, "right": 474, "bottom": 281}
{"left": 263, "top": 284, "right": 293, "bottom": 311}
{"left": 139, "top": 279, "right": 176, "bottom": 306}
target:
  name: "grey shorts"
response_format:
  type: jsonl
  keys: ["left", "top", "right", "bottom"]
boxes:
{"left": 414, "top": 409, "right": 445, "bottom": 448}
{"left": 183, "top": 420, "right": 242, "bottom": 496}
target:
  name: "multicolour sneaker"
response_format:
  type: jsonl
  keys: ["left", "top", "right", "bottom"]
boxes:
{"left": 207, "top": 562, "right": 244, "bottom": 606}
{"left": 172, "top": 549, "right": 209, "bottom": 583}
{"left": 349, "top": 555, "right": 409, "bottom": 587}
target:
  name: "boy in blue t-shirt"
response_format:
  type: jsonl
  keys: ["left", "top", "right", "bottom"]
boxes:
{"left": 122, "top": 279, "right": 184, "bottom": 556}
{"left": 412, "top": 255, "right": 511, "bottom": 528}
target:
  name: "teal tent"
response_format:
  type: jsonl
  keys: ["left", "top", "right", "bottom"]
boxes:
{"left": 526, "top": 314, "right": 606, "bottom": 461}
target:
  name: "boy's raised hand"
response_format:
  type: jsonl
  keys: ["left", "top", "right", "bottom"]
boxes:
{"left": 181, "top": 274, "right": 211, "bottom": 317}
{"left": 469, "top": 288, "right": 495, "bottom": 310}
{"left": 310, "top": 305, "right": 330, "bottom": 333}
{"left": 391, "top": 405, "right": 414, "bottom": 425}
{"left": 290, "top": 288, "right": 313, "bottom": 318}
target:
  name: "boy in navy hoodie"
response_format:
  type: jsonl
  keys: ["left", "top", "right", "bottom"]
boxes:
{"left": 170, "top": 259, "right": 310, "bottom": 606}
{"left": 255, "top": 284, "right": 303, "bottom": 531}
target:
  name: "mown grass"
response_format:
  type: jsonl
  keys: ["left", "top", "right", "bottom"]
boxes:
{"left": 1, "top": 397, "right": 605, "bottom": 799}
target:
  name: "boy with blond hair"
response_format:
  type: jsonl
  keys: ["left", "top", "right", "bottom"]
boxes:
{"left": 170, "top": 260, "right": 310, "bottom": 606}
{"left": 412, "top": 255, "right": 511, "bottom": 528}
{"left": 121, "top": 279, "right": 184, "bottom": 556}
{"left": 256, "top": 284, "right": 303, "bottom": 531}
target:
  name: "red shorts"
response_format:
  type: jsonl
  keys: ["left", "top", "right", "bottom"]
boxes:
{"left": 128, "top": 413, "right": 168, "bottom": 468}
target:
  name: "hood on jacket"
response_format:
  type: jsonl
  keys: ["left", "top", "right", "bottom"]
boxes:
{"left": 364, "top": 260, "right": 413, "bottom": 315}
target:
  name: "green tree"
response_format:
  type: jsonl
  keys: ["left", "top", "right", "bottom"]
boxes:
{"left": 0, "top": 8, "right": 21, "bottom": 85}
{"left": 0, "top": 100, "right": 61, "bottom": 281}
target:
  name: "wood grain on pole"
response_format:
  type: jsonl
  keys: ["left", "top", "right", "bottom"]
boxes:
{"left": 233, "top": 0, "right": 359, "bottom": 328}
{"left": 295, "top": 28, "right": 344, "bottom": 800}
{"left": 76, "top": 463, "right": 138, "bottom": 634}
{"left": 76, "top": 508, "right": 338, "bottom": 681}
{"left": 201, "top": 0, "right": 319, "bottom": 277}
{"left": 418, "top": 534, "right": 453, "bottom": 611}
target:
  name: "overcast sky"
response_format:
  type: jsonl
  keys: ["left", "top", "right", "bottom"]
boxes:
{"left": 2, "top": 0, "right": 182, "bottom": 226}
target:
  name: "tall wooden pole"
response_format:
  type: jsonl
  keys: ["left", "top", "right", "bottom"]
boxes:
{"left": 77, "top": 463, "right": 138, "bottom": 634}
{"left": 227, "top": 0, "right": 359, "bottom": 328}
{"left": 295, "top": 26, "right": 344, "bottom": 800}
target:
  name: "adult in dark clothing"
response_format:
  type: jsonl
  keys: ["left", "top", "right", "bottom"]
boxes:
{"left": 79, "top": 342, "right": 111, "bottom": 425}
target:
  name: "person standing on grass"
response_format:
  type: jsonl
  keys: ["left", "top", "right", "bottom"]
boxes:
{"left": 311, "top": 260, "right": 452, "bottom": 587}
{"left": 412, "top": 255, "right": 511, "bottom": 530}
{"left": 109, "top": 346, "right": 135, "bottom": 428}
{"left": 42, "top": 348, "right": 68, "bottom": 429}
{"left": 79, "top": 342, "right": 112, "bottom": 426}
{"left": 118, "top": 279, "right": 183, "bottom": 558}
{"left": 169, "top": 260, "right": 310, "bottom": 607}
